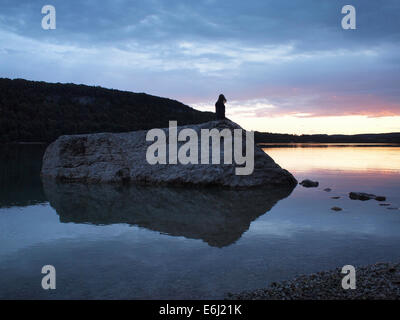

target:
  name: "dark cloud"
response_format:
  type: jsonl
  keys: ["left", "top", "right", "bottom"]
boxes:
{"left": 1, "top": 0, "right": 399, "bottom": 47}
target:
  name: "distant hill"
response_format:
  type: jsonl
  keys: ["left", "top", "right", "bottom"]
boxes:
{"left": 1, "top": 78, "right": 399, "bottom": 144}
{"left": 255, "top": 131, "right": 400, "bottom": 144}
{"left": 0, "top": 78, "right": 215, "bottom": 143}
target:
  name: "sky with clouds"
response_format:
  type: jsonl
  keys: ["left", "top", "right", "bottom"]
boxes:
{"left": 1, "top": 0, "right": 399, "bottom": 134}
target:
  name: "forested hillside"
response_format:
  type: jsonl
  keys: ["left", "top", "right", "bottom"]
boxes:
{"left": 1, "top": 78, "right": 398, "bottom": 144}
{"left": 0, "top": 78, "right": 215, "bottom": 143}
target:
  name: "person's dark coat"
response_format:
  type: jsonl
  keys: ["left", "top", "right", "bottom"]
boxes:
{"left": 215, "top": 94, "right": 226, "bottom": 120}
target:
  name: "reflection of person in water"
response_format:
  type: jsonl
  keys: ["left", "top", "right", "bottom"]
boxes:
{"left": 215, "top": 94, "right": 226, "bottom": 120}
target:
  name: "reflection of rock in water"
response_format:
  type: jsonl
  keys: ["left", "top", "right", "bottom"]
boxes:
{"left": 43, "top": 179, "right": 294, "bottom": 247}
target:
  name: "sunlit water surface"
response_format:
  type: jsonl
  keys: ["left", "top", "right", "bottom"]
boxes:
{"left": 0, "top": 144, "right": 399, "bottom": 299}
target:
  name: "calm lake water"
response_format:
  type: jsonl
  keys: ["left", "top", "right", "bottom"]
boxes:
{"left": 0, "top": 143, "right": 399, "bottom": 299}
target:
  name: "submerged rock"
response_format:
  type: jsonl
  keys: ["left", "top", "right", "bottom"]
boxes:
{"left": 331, "top": 206, "right": 342, "bottom": 212}
{"left": 299, "top": 179, "right": 319, "bottom": 188}
{"left": 331, "top": 196, "right": 341, "bottom": 199}
{"left": 349, "top": 192, "right": 386, "bottom": 202}
{"left": 41, "top": 120, "right": 297, "bottom": 188}
{"left": 323, "top": 188, "right": 332, "bottom": 192}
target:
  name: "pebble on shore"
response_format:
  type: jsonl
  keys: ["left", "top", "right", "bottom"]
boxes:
{"left": 226, "top": 262, "right": 400, "bottom": 300}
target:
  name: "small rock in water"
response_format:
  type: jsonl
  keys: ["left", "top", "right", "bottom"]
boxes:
{"left": 300, "top": 179, "right": 319, "bottom": 188}
{"left": 387, "top": 207, "right": 399, "bottom": 210}
{"left": 331, "top": 196, "right": 340, "bottom": 199}
{"left": 349, "top": 192, "right": 386, "bottom": 202}
{"left": 331, "top": 206, "right": 342, "bottom": 211}
{"left": 349, "top": 192, "right": 375, "bottom": 201}
{"left": 323, "top": 188, "right": 332, "bottom": 192}
{"left": 379, "top": 203, "right": 391, "bottom": 206}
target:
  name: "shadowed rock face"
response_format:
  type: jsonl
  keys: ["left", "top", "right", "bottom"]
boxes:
{"left": 41, "top": 120, "right": 297, "bottom": 188}
{"left": 43, "top": 179, "right": 295, "bottom": 247}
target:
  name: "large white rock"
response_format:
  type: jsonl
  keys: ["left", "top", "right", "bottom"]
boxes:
{"left": 41, "top": 120, "right": 297, "bottom": 188}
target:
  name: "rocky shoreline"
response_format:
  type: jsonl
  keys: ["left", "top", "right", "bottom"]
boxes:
{"left": 226, "top": 262, "right": 400, "bottom": 300}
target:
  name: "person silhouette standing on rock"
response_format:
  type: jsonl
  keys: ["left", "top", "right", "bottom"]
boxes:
{"left": 215, "top": 94, "right": 226, "bottom": 120}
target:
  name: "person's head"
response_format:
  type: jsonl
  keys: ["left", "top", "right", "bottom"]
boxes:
{"left": 218, "top": 94, "right": 227, "bottom": 104}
